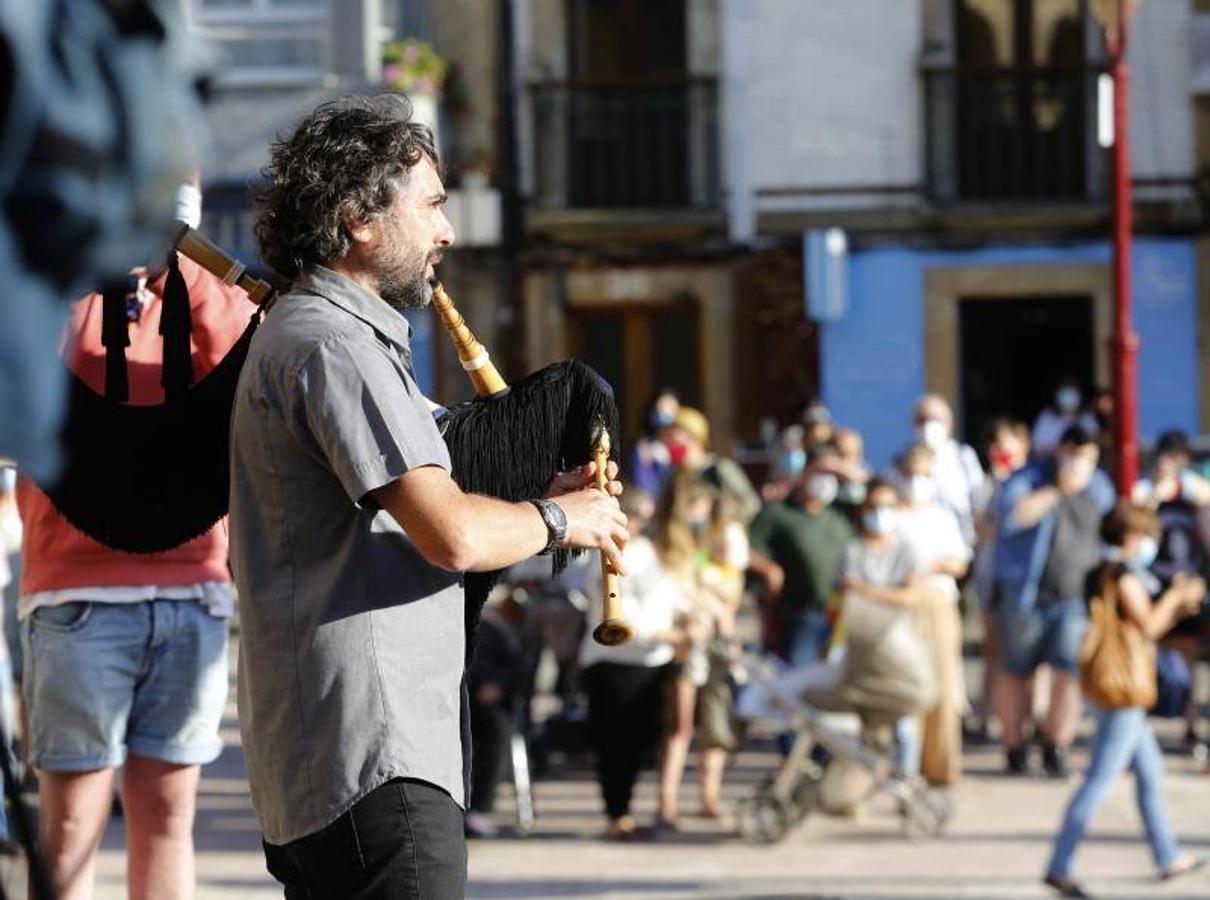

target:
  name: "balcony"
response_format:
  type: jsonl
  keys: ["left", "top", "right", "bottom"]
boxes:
{"left": 923, "top": 65, "right": 1106, "bottom": 205}
{"left": 527, "top": 75, "right": 720, "bottom": 217}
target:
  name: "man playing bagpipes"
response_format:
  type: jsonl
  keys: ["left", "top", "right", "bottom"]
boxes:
{"left": 230, "top": 94, "right": 628, "bottom": 899}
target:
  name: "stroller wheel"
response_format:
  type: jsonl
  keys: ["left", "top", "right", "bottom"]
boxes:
{"left": 737, "top": 795, "right": 793, "bottom": 844}
{"left": 790, "top": 775, "right": 820, "bottom": 823}
{"left": 898, "top": 785, "right": 953, "bottom": 838}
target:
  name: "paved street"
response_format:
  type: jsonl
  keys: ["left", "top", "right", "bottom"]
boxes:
{"left": 47, "top": 701, "right": 1210, "bottom": 899}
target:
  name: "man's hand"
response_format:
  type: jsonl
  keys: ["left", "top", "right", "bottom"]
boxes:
{"left": 476, "top": 683, "right": 504, "bottom": 706}
{"left": 551, "top": 488, "right": 629, "bottom": 575}
{"left": 547, "top": 460, "right": 623, "bottom": 499}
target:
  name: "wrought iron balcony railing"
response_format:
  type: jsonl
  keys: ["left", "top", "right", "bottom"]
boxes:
{"left": 924, "top": 65, "right": 1107, "bottom": 204}
{"left": 528, "top": 75, "right": 719, "bottom": 211}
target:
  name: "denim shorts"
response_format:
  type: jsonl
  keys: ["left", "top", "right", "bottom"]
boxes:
{"left": 998, "top": 597, "right": 1088, "bottom": 677}
{"left": 21, "top": 599, "right": 229, "bottom": 771}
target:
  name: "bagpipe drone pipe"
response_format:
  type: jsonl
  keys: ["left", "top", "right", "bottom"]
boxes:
{"left": 37, "top": 226, "right": 632, "bottom": 656}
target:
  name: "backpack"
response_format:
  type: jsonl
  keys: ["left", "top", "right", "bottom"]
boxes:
{"left": 1079, "top": 567, "right": 1156, "bottom": 710}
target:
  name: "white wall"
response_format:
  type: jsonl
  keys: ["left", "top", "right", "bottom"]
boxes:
{"left": 723, "top": 0, "right": 924, "bottom": 240}
{"left": 1127, "top": 0, "right": 1195, "bottom": 185}
{"left": 722, "top": 0, "right": 1196, "bottom": 239}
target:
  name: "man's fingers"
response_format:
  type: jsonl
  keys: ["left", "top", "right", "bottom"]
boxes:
{"left": 605, "top": 460, "right": 619, "bottom": 480}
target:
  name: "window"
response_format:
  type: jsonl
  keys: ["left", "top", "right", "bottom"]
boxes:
{"left": 924, "top": 0, "right": 1100, "bottom": 201}
{"left": 188, "top": 0, "right": 328, "bottom": 88}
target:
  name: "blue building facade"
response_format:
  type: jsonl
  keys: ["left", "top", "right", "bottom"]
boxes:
{"left": 818, "top": 239, "right": 1199, "bottom": 469}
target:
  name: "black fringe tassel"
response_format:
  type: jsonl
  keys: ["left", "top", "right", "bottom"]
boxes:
{"left": 160, "top": 251, "right": 194, "bottom": 401}
{"left": 441, "top": 359, "right": 619, "bottom": 661}
{"left": 100, "top": 283, "right": 130, "bottom": 403}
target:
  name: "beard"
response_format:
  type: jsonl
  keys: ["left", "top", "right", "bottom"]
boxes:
{"left": 372, "top": 237, "right": 433, "bottom": 312}
{"left": 378, "top": 268, "right": 432, "bottom": 312}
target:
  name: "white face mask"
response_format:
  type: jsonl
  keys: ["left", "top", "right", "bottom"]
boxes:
{"left": 1056, "top": 387, "right": 1081, "bottom": 413}
{"left": 174, "top": 183, "right": 203, "bottom": 230}
{"left": 805, "top": 473, "right": 839, "bottom": 506}
{"left": 918, "top": 419, "right": 948, "bottom": 449}
{"left": 1058, "top": 454, "right": 1096, "bottom": 484}
{"left": 906, "top": 475, "right": 937, "bottom": 506}
{"left": 862, "top": 506, "right": 897, "bottom": 536}
{"left": 1131, "top": 535, "right": 1159, "bottom": 571}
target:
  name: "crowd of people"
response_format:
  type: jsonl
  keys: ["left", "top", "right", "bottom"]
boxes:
{"left": 463, "top": 382, "right": 1210, "bottom": 896}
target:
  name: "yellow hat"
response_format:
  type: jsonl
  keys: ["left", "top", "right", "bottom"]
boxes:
{"left": 673, "top": 406, "right": 710, "bottom": 447}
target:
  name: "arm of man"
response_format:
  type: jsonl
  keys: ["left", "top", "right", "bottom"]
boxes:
{"left": 1011, "top": 483, "right": 1061, "bottom": 531}
{"left": 371, "top": 465, "right": 628, "bottom": 575}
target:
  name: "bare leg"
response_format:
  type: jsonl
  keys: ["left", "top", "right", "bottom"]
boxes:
{"left": 1046, "top": 669, "right": 1081, "bottom": 748}
{"left": 121, "top": 754, "right": 200, "bottom": 900}
{"left": 980, "top": 613, "right": 1000, "bottom": 729}
{"left": 697, "top": 747, "right": 727, "bottom": 817}
{"left": 657, "top": 678, "right": 696, "bottom": 822}
{"left": 998, "top": 673, "right": 1030, "bottom": 748}
{"left": 38, "top": 767, "right": 116, "bottom": 900}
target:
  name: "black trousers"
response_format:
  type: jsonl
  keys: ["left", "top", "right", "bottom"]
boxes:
{"left": 263, "top": 778, "right": 467, "bottom": 900}
{"left": 469, "top": 701, "right": 512, "bottom": 813}
{"left": 583, "top": 661, "right": 667, "bottom": 820}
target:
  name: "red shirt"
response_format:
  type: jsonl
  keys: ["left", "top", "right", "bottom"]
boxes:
{"left": 19, "top": 255, "right": 257, "bottom": 594}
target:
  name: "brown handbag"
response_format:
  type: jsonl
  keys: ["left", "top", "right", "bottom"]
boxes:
{"left": 1079, "top": 567, "right": 1157, "bottom": 710}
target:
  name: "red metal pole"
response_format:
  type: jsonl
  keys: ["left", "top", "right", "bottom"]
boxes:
{"left": 1110, "top": 7, "right": 1140, "bottom": 496}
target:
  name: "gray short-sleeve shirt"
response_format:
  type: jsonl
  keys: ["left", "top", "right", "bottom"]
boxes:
{"left": 229, "top": 266, "right": 467, "bottom": 845}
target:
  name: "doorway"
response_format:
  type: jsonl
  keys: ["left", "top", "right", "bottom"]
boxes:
{"left": 958, "top": 295, "right": 1094, "bottom": 447}
{"left": 567, "top": 301, "right": 700, "bottom": 444}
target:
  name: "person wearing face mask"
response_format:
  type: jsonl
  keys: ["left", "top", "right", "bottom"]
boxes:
{"left": 748, "top": 460, "right": 855, "bottom": 667}
{"left": 839, "top": 480, "right": 928, "bottom": 777}
{"left": 1043, "top": 503, "right": 1207, "bottom": 898}
{"left": 972, "top": 419, "right": 1031, "bottom": 740}
{"left": 1131, "top": 430, "right": 1210, "bottom": 754}
{"left": 666, "top": 407, "right": 761, "bottom": 525}
{"left": 894, "top": 445, "right": 971, "bottom": 784}
{"left": 910, "top": 395, "right": 985, "bottom": 548}
{"left": 629, "top": 389, "right": 679, "bottom": 497}
{"left": 995, "top": 426, "right": 1115, "bottom": 778}
{"left": 1033, "top": 378, "right": 1100, "bottom": 460}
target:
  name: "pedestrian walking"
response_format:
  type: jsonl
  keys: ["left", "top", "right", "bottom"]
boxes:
{"left": 1044, "top": 502, "right": 1207, "bottom": 898}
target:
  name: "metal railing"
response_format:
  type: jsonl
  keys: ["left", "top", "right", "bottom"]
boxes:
{"left": 924, "top": 65, "right": 1106, "bottom": 203}
{"left": 527, "top": 75, "right": 719, "bottom": 210}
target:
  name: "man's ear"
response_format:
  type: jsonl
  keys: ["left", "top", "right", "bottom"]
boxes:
{"left": 342, "top": 205, "right": 376, "bottom": 245}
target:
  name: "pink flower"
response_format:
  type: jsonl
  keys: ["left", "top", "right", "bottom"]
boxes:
{"left": 417, "top": 77, "right": 434, "bottom": 93}
{"left": 383, "top": 63, "right": 401, "bottom": 83}
{"left": 403, "top": 44, "right": 420, "bottom": 63}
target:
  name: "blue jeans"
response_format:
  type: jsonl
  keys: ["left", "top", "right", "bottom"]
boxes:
{"left": 783, "top": 610, "right": 831, "bottom": 667}
{"left": 22, "top": 600, "right": 229, "bottom": 770}
{"left": 999, "top": 597, "right": 1087, "bottom": 677}
{"left": 1047, "top": 707, "right": 1181, "bottom": 878}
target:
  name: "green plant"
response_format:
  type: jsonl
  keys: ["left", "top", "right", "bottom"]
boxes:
{"left": 381, "top": 39, "right": 448, "bottom": 94}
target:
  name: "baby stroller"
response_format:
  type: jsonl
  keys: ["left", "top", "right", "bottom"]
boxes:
{"left": 734, "top": 613, "right": 954, "bottom": 843}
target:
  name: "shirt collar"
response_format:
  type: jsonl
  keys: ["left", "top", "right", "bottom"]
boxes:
{"left": 293, "top": 266, "right": 413, "bottom": 351}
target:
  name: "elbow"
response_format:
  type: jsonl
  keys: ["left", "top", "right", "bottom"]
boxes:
{"left": 423, "top": 526, "right": 477, "bottom": 573}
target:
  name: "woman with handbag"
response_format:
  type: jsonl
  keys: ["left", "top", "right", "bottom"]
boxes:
{"left": 1044, "top": 502, "right": 1207, "bottom": 898}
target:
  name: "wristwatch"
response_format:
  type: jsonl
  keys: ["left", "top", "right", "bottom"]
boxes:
{"left": 529, "top": 498, "right": 567, "bottom": 554}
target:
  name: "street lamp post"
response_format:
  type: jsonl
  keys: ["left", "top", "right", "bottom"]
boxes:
{"left": 1093, "top": 0, "right": 1141, "bottom": 495}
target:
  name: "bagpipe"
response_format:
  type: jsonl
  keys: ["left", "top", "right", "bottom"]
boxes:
{"left": 39, "top": 226, "right": 634, "bottom": 648}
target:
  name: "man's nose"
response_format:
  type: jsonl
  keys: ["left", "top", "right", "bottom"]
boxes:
{"left": 436, "top": 210, "right": 455, "bottom": 248}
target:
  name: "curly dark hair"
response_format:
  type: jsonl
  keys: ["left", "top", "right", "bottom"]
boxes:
{"left": 255, "top": 93, "right": 438, "bottom": 278}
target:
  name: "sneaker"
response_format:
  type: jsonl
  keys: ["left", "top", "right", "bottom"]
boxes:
{"left": 1005, "top": 745, "right": 1029, "bottom": 775}
{"left": 464, "top": 811, "right": 498, "bottom": 839}
{"left": 1043, "top": 872, "right": 1092, "bottom": 898}
{"left": 1160, "top": 855, "right": 1207, "bottom": 882}
{"left": 1042, "top": 743, "right": 1070, "bottom": 780}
